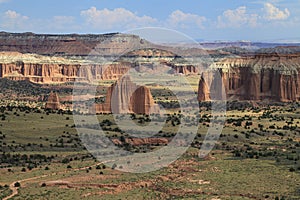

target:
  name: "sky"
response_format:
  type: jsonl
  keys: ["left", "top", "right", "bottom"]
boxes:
{"left": 0, "top": 0, "right": 299, "bottom": 42}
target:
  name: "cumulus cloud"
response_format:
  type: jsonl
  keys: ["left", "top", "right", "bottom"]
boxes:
{"left": 264, "top": 3, "right": 290, "bottom": 20}
{"left": 217, "top": 6, "right": 258, "bottom": 28}
{"left": 1, "top": 10, "right": 29, "bottom": 30}
{"left": 167, "top": 10, "right": 206, "bottom": 29}
{"left": 80, "top": 7, "right": 157, "bottom": 30}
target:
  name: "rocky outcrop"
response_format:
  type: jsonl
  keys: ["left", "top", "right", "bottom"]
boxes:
{"left": 0, "top": 52, "right": 132, "bottom": 83}
{"left": 93, "top": 76, "right": 159, "bottom": 114}
{"left": 3, "top": 32, "right": 300, "bottom": 103}
{"left": 45, "top": 92, "right": 60, "bottom": 110}
{"left": 0, "top": 62, "right": 131, "bottom": 83}
{"left": 129, "top": 86, "right": 158, "bottom": 114}
{"left": 198, "top": 75, "right": 210, "bottom": 101}
{"left": 112, "top": 137, "right": 169, "bottom": 146}
{"left": 171, "top": 65, "right": 198, "bottom": 74}
{"left": 161, "top": 61, "right": 199, "bottom": 75}
{"left": 0, "top": 52, "right": 201, "bottom": 83}
{"left": 198, "top": 53, "right": 300, "bottom": 102}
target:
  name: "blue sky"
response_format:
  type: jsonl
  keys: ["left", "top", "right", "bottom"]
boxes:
{"left": 0, "top": 0, "right": 299, "bottom": 42}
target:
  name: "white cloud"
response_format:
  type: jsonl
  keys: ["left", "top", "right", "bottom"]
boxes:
{"left": 264, "top": 3, "right": 290, "bottom": 20}
{"left": 217, "top": 6, "right": 258, "bottom": 28}
{"left": 167, "top": 10, "right": 206, "bottom": 29}
{"left": 80, "top": 7, "right": 157, "bottom": 30}
{"left": 1, "top": 10, "right": 29, "bottom": 30}
{"left": 4, "top": 10, "right": 27, "bottom": 20}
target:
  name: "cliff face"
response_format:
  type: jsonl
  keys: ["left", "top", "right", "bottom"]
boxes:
{"left": 2, "top": 32, "right": 300, "bottom": 103}
{"left": 93, "top": 76, "right": 159, "bottom": 114}
{"left": 0, "top": 51, "right": 200, "bottom": 83}
{"left": 199, "top": 53, "right": 300, "bottom": 102}
{"left": 0, "top": 62, "right": 132, "bottom": 83}
{"left": 0, "top": 52, "right": 133, "bottom": 83}
{"left": 198, "top": 75, "right": 210, "bottom": 101}
{"left": 129, "top": 86, "right": 158, "bottom": 114}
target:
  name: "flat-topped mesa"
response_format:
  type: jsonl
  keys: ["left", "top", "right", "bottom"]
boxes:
{"left": 0, "top": 52, "right": 132, "bottom": 83}
{"left": 198, "top": 53, "right": 300, "bottom": 102}
{"left": 0, "top": 32, "right": 146, "bottom": 56}
{"left": 92, "top": 76, "right": 159, "bottom": 114}
{"left": 0, "top": 51, "right": 202, "bottom": 83}
{"left": 45, "top": 92, "right": 60, "bottom": 110}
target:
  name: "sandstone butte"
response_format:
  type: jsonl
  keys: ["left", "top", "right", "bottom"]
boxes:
{"left": 91, "top": 75, "right": 160, "bottom": 114}
{"left": 45, "top": 92, "right": 61, "bottom": 110}
{"left": 198, "top": 53, "right": 300, "bottom": 102}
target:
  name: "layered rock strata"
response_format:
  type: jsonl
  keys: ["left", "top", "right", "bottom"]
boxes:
{"left": 198, "top": 53, "right": 300, "bottom": 102}
{"left": 0, "top": 52, "right": 200, "bottom": 83}
{"left": 0, "top": 32, "right": 145, "bottom": 56}
{"left": 0, "top": 52, "right": 132, "bottom": 83}
{"left": 92, "top": 76, "right": 159, "bottom": 114}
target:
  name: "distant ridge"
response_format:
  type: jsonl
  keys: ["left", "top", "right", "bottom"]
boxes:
{"left": 199, "top": 41, "right": 300, "bottom": 50}
{"left": 0, "top": 31, "right": 144, "bottom": 57}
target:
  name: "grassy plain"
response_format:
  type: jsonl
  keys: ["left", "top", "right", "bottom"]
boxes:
{"left": 0, "top": 74, "right": 299, "bottom": 199}
{"left": 0, "top": 103, "right": 299, "bottom": 199}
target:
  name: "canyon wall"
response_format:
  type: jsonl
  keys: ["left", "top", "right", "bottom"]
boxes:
{"left": 0, "top": 51, "right": 199, "bottom": 83}
{"left": 0, "top": 62, "right": 131, "bottom": 83}
{"left": 0, "top": 52, "right": 133, "bottom": 83}
{"left": 2, "top": 32, "right": 300, "bottom": 103}
{"left": 198, "top": 53, "right": 300, "bottom": 102}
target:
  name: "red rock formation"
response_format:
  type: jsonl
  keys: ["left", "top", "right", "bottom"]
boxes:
{"left": 124, "top": 137, "right": 168, "bottom": 146}
{"left": 0, "top": 52, "right": 132, "bottom": 83}
{"left": 198, "top": 74, "right": 210, "bottom": 101}
{"left": 93, "top": 76, "right": 159, "bottom": 114}
{"left": 198, "top": 53, "right": 300, "bottom": 102}
{"left": 112, "top": 138, "right": 168, "bottom": 146}
{"left": 45, "top": 92, "right": 60, "bottom": 110}
{"left": 129, "top": 86, "right": 159, "bottom": 114}
{"left": 0, "top": 51, "right": 199, "bottom": 84}
{"left": 171, "top": 65, "right": 198, "bottom": 74}
{"left": 160, "top": 61, "right": 199, "bottom": 75}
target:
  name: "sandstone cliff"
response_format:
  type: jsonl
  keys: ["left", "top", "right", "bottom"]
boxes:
{"left": 2, "top": 32, "right": 300, "bottom": 103}
{"left": 92, "top": 76, "right": 159, "bottom": 114}
{"left": 0, "top": 51, "right": 201, "bottom": 83}
{"left": 0, "top": 52, "right": 132, "bottom": 83}
{"left": 198, "top": 74, "right": 210, "bottom": 101}
{"left": 198, "top": 53, "right": 300, "bottom": 102}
